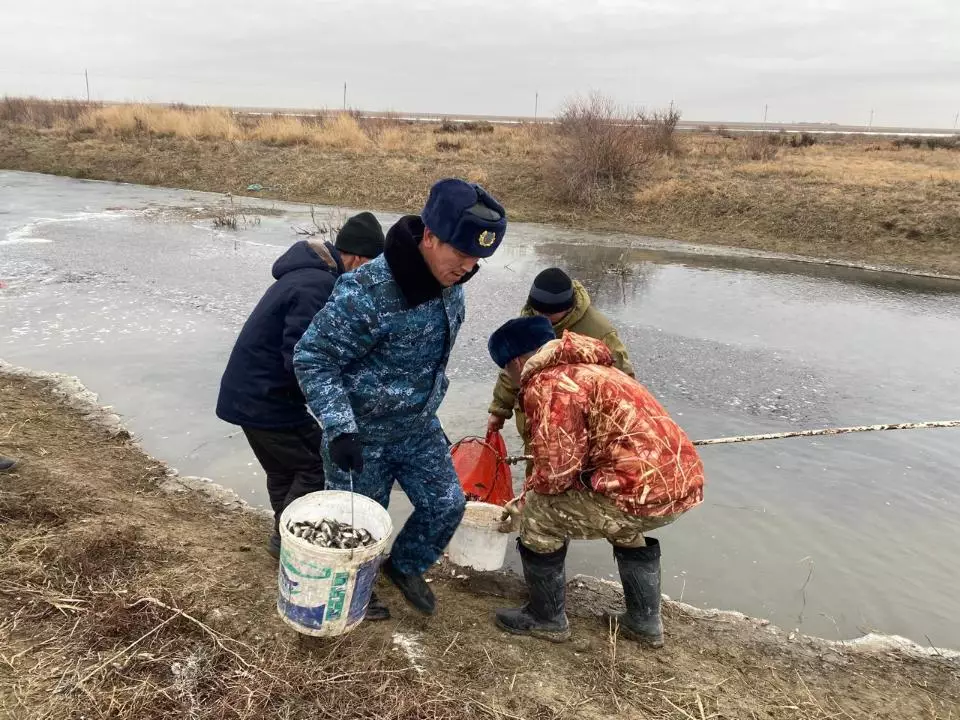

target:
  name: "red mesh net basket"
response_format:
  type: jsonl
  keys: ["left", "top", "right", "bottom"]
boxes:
{"left": 450, "top": 430, "right": 515, "bottom": 507}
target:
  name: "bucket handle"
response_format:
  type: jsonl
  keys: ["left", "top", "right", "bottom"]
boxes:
{"left": 349, "top": 470, "right": 355, "bottom": 560}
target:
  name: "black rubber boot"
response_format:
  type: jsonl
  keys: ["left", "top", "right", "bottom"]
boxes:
{"left": 382, "top": 557, "right": 436, "bottom": 615}
{"left": 495, "top": 540, "right": 571, "bottom": 643}
{"left": 365, "top": 591, "right": 391, "bottom": 622}
{"left": 0, "top": 456, "right": 17, "bottom": 473}
{"left": 606, "top": 538, "right": 664, "bottom": 648}
{"left": 267, "top": 531, "right": 282, "bottom": 560}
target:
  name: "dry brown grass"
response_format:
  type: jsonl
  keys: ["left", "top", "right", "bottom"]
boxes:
{"left": 249, "top": 114, "right": 318, "bottom": 146}
{"left": 2, "top": 98, "right": 959, "bottom": 275}
{"left": 314, "top": 112, "right": 371, "bottom": 151}
{"left": 75, "top": 103, "right": 242, "bottom": 140}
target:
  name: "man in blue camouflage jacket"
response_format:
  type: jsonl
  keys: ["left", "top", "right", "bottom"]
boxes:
{"left": 294, "top": 178, "right": 507, "bottom": 617}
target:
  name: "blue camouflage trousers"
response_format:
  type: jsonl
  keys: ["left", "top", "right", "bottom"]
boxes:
{"left": 323, "top": 417, "right": 465, "bottom": 576}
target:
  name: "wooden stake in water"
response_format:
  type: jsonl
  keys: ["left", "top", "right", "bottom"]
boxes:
{"left": 504, "top": 419, "right": 960, "bottom": 464}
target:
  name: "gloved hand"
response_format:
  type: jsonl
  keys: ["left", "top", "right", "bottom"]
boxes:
{"left": 329, "top": 433, "right": 363, "bottom": 473}
{"left": 498, "top": 497, "right": 522, "bottom": 534}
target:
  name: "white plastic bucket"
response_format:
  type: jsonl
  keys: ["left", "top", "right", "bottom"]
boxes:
{"left": 447, "top": 501, "right": 509, "bottom": 571}
{"left": 277, "top": 490, "right": 392, "bottom": 637}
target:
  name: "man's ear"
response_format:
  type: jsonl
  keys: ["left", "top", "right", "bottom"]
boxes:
{"left": 421, "top": 228, "right": 438, "bottom": 249}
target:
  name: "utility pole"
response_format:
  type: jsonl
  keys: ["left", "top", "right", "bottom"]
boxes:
{"left": 343, "top": 82, "right": 347, "bottom": 111}
{"left": 534, "top": 91, "right": 538, "bottom": 121}
{"left": 868, "top": 108, "right": 874, "bottom": 130}
{"left": 763, "top": 103, "right": 768, "bottom": 123}
{"left": 84, "top": 69, "right": 90, "bottom": 103}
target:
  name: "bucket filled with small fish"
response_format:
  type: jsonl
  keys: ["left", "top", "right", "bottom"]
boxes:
{"left": 277, "top": 491, "right": 392, "bottom": 637}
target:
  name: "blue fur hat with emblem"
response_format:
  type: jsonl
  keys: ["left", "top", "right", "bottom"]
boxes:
{"left": 421, "top": 178, "right": 507, "bottom": 258}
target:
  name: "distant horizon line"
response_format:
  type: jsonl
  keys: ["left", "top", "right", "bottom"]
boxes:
{"left": 8, "top": 95, "right": 959, "bottom": 135}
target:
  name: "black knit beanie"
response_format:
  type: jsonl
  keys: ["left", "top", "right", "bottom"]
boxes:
{"left": 527, "top": 267, "right": 574, "bottom": 314}
{"left": 335, "top": 212, "right": 385, "bottom": 258}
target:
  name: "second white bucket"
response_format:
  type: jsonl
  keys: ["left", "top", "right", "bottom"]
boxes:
{"left": 447, "top": 501, "right": 509, "bottom": 571}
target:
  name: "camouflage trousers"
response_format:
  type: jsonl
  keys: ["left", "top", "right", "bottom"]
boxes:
{"left": 519, "top": 489, "right": 679, "bottom": 553}
{"left": 323, "top": 416, "right": 465, "bottom": 576}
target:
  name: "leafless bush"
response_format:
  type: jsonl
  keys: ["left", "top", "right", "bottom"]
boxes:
{"left": 212, "top": 195, "right": 261, "bottom": 230}
{"left": 715, "top": 124, "right": 734, "bottom": 138}
{"left": 435, "top": 119, "right": 494, "bottom": 134}
{"left": 292, "top": 207, "right": 345, "bottom": 237}
{"left": 894, "top": 135, "right": 960, "bottom": 151}
{"left": 436, "top": 139, "right": 462, "bottom": 152}
{"left": 644, "top": 107, "right": 681, "bottom": 155}
{"left": 1, "top": 96, "right": 97, "bottom": 127}
{"left": 740, "top": 134, "right": 779, "bottom": 161}
{"left": 545, "top": 93, "right": 680, "bottom": 206}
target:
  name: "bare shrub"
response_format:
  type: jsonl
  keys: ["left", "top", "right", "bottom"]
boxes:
{"left": 462, "top": 120, "right": 495, "bottom": 134}
{"left": 435, "top": 119, "right": 495, "bottom": 134}
{"left": 1, "top": 96, "right": 96, "bottom": 127}
{"left": 894, "top": 135, "right": 960, "bottom": 151}
{"left": 436, "top": 139, "right": 462, "bottom": 152}
{"left": 792, "top": 131, "right": 818, "bottom": 148}
{"left": 292, "top": 207, "right": 345, "bottom": 237}
{"left": 644, "top": 107, "right": 681, "bottom": 155}
{"left": 435, "top": 119, "right": 460, "bottom": 134}
{"left": 545, "top": 93, "right": 679, "bottom": 206}
{"left": 715, "top": 124, "right": 734, "bottom": 139}
{"left": 740, "top": 134, "right": 779, "bottom": 162}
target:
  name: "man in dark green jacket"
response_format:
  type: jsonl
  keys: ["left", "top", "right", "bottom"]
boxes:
{"left": 487, "top": 268, "right": 634, "bottom": 447}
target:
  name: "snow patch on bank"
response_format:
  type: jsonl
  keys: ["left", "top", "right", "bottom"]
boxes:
{"left": 391, "top": 633, "right": 426, "bottom": 675}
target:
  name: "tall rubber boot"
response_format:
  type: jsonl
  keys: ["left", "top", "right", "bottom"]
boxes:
{"left": 495, "top": 540, "right": 571, "bottom": 643}
{"left": 607, "top": 538, "right": 664, "bottom": 648}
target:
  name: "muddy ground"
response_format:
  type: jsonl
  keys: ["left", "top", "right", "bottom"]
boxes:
{"left": 1, "top": 370, "right": 958, "bottom": 719}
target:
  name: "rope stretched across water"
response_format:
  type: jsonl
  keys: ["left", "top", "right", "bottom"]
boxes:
{"left": 502, "top": 419, "right": 960, "bottom": 465}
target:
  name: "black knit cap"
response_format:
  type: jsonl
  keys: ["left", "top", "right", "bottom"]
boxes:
{"left": 527, "top": 267, "right": 574, "bottom": 314}
{"left": 335, "top": 212, "right": 385, "bottom": 258}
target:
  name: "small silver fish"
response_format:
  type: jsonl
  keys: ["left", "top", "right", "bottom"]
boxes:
{"left": 287, "top": 517, "right": 378, "bottom": 548}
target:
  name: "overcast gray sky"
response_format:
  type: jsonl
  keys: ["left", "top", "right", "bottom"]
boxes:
{"left": 2, "top": 0, "right": 958, "bottom": 127}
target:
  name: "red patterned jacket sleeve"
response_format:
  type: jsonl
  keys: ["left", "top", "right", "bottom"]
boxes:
{"left": 524, "top": 372, "right": 589, "bottom": 495}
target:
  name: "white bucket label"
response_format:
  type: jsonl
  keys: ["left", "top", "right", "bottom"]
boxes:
{"left": 278, "top": 547, "right": 383, "bottom": 631}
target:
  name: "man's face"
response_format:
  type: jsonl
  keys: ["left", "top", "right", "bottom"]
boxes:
{"left": 341, "top": 252, "right": 371, "bottom": 272}
{"left": 538, "top": 309, "right": 569, "bottom": 325}
{"left": 420, "top": 229, "right": 480, "bottom": 287}
{"left": 506, "top": 355, "right": 530, "bottom": 386}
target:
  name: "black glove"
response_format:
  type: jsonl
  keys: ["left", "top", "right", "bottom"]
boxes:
{"left": 329, "top": 433, "right": 363, "bottom": 473}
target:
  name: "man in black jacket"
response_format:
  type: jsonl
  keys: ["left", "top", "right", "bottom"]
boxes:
{"left": 216, "top": 212, "right": 384, "bottom": 560}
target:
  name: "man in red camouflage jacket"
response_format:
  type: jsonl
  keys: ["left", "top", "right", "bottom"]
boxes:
{"left": 487, "top": 316, "right": 704, "bottom": 646}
